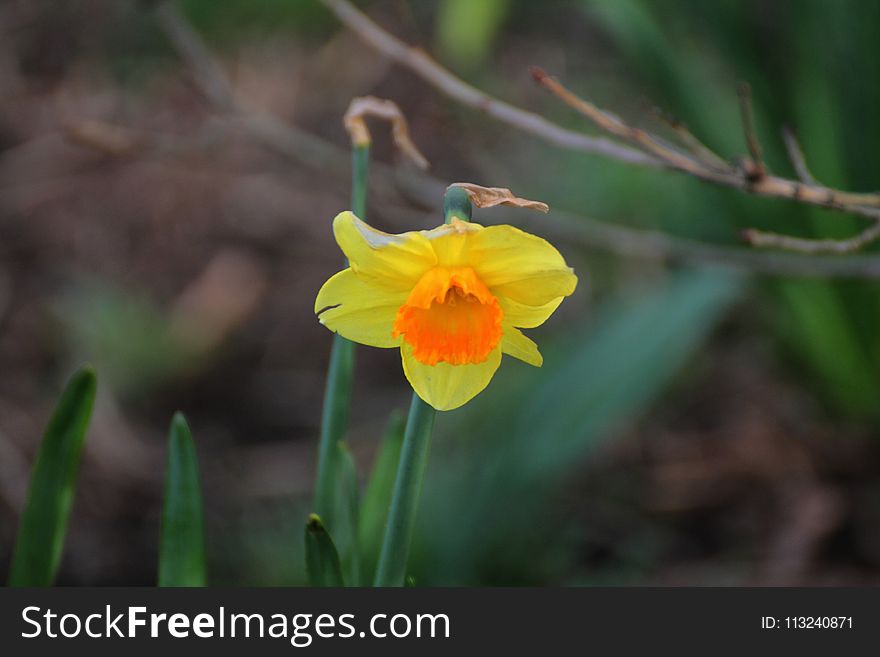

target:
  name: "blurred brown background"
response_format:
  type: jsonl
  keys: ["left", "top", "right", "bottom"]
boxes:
{"left": 2, "top": 0, "right": 880, "bottom": 585}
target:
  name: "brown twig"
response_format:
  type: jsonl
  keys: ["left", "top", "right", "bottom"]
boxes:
{"left": 543, "top": 208, "right": 880, "bottom": 278}
{"left": 531, "top": 67, "right": 880, "bottom": 217}
{"left": 530, "top": 68, "right": 880, "bottom": 253}
{"left": 742, "top": 223, "right": 880, "bottom": 255}
{"left": 147, "top": 1, "right": 880, "bottom": 278}
{"left": 782, "top": 126, "right": 817, "bottom": 185}
{"left": 155, "top": 2, "right": 237, "bottom": 111}
{"left": 652, "top": 108, "right": 729, "bottom": 172}
{"left": 737, "top": 82, "right": 765, "bottom": 180}
{"left": 529, "top": 67, "right": 725, "bottom": 181}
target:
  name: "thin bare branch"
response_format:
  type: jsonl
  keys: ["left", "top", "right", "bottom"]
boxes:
{"left": 155, "top": 2, "right": 237, "bottom": 111}
{"left": 532, "top": 68, "right": 880, "bottom": 221}
{"left": 546, "top": 209, "right": 880, "bottom": 278}
{"left": 743, "top": 223, "right": 880, "bottom": 255}
{"left": 737, "top": 82, "right": 765, "bottom": 179}
{"left": 652, "top": 108, "right": 729, "bottom": 172}
{"left": 530, "top": 67, "right": 721, "bottom": 180}
{"left": 782, "top": 126, "right": 817, "bottom": 185}
{"left": 318, "top": 0, "right": 657, "bottom": 166}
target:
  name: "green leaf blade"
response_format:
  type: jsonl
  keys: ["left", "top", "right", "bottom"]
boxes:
{"left": 9, "top": 366, "right": 97, "bottom": 587}
{"left": 305, "top": 514, "right": 345, "bottom": 587}
{"left": 359, "top": 411, "right": 405, "bottom": 582}
{"left": 335, "top": 442, "right": 361, "bottom": 586}
{"left": 158, "top": 412, "right": 207, "bottom": 587}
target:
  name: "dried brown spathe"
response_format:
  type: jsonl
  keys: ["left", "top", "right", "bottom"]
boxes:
{"left": 448, "top": 183, "right": 550, "bottom": 213}
{"left": 343, "top": 96, "right": 429, "bottom": 170}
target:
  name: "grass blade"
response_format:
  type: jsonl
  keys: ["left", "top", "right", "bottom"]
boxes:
{"left": 305, "top": 513, "right": 344, "bottom": 586}
{"left": 8, "top": 366, "right": 97, "bottom": 587}
{"left": 359, "top": 410, "right": 405, "bottom": 582}
{"left": 335, "top": 442, "right": 361, "bottom": 585}
{"left": 158, "top": 412, "right": 207, "bottom": 587}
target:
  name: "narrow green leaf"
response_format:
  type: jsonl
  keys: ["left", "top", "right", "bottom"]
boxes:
{"left": 359, "top": 411, "right": 405, "bottom": 582}
{"left": 158, "top": 412, "right": 206, "bottom": 587}
{"left": 8, "top": 366, "right": 97, "bottom": 587}
{"left": 305, "top": 514, "right": 344, "bottom": 587}
{"left": 335, "top": 442, "right": 361, "bottom": 586}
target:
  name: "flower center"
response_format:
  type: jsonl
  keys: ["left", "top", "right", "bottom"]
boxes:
{"left": 392, "top": 266, "right": 503, "bottom": 366}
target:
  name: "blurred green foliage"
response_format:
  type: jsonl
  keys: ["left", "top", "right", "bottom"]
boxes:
{"left": 531, "top": 0, "right": 880, "bottom": 418}
{"left": 435, "top": 0, "right": 510, "bottom": 71}
{"left": 57, "top": 281, "right": 194, "bottom": 397}
{"left": 178, "top": 0, "right": 333, "bottom": 41}
{"left": 413, "top": 269, "right": 744, "bottom": 584}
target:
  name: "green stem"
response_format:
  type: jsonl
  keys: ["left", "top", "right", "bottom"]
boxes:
{"left": 443, "top": 185, "right": 472, "bottom": 224}
{"left": 373, "top": 395, "right": 436, "bottom": 586}
{"left": 314, "top": 143, "right": 370, "bottom": 524}
{"left": 373, "top": 188, "right": 470, "bottom": 586}
{"left": 351, "top": 144, "right": 369, "bottom": 219}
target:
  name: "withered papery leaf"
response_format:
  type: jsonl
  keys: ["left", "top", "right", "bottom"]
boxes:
{"left": 343, "top": 96, "right": 429, "bottom": 170}
{"left": 448, "top": 182, "right": 550, "bottom": 213}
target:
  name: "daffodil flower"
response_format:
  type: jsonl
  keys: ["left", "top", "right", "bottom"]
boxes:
{"left": 315, "top": 211, "right": 578, "bottom": 411}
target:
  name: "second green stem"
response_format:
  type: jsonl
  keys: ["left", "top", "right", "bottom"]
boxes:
{"left": 373, "top": 187, "right": 470, "bottom": 586}
{"left": 314, "top": 143, "right": 369, "bottom": 526}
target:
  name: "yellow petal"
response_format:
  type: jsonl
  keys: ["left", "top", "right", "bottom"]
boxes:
{"left": 500, "top": 327, "right": 543, "bottom": 367}
{"left": 422, "top": 219, "right": 483, "bottom": 267}
{"left": 499, "top": 295, "right": 564, "bottom": 329}
{"left": 315, "top": 269, "right": 405, "bottom": 348}
{"left": 492, "top": 271, "right": 576, "bottom": 306}
{"left": 333, "top": 211, "right": 437, "bottom": 291}
{"left": 467, "top": 224, "right": 578, "bottom": 306}
{"left": 401, "top": 343, "right": 501, "bottom": 411}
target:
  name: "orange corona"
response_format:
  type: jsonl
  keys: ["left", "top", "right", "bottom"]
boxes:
{"left": 392, "top": 267, "right": 503, "bottom": 366}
